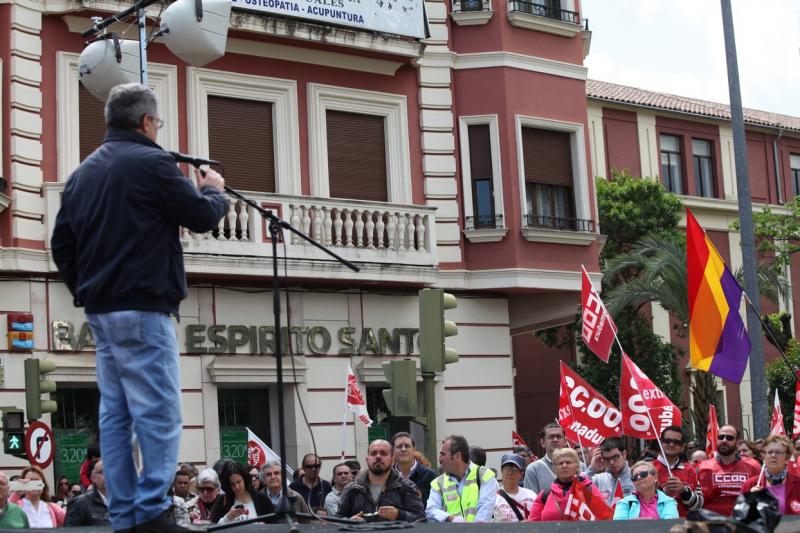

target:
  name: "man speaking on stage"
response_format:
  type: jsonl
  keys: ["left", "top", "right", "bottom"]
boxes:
{"left": 51, "top": 83, "right": 227, "bottom": 533}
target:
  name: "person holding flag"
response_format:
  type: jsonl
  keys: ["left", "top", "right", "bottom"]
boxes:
{"left": 613, "top": 462, "right": 678, "bottom": 520}
{"left": 741, "top": 435, "right": 800, "bottom": 515}
{"left": 652, "top": 425, "right": 703, "bottom": 517}
{"left": 527, "top": 448, "right": 611, "bottom": 522}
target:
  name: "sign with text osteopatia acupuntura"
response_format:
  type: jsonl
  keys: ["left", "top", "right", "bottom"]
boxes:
{"left": 232, "top": 0, "right": 426, "bottom": 39}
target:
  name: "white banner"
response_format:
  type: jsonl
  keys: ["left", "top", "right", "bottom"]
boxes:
{"left": 232, "top": 0, "right": 426, "bottom": 39}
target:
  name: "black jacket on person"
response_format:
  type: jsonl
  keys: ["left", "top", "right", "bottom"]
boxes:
{"left": 64, "top": 486, "right": 109, "bottom": 527}
{"left": 51, "top": 127, "right": 227, "bottom": 315}
{"left": 406, "top": 462, "right": 437, "bottom": 504}
{"left": 209, "top": 490, "right": 274, "bottom": 523}
{"left": 289, "top": 477, "right": 332, "bottom": 510}
{"left": 336, "top": 468, "right": 425, "bottom": 522}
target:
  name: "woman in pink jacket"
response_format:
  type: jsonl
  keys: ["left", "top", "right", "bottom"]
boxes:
{"left": 11, "top": 465, "right": 66, "bottom": 527}
{"left": 528, "top": 448, "right": 612, "bottom": 522}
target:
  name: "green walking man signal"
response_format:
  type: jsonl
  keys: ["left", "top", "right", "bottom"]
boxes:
{"left": 3, "top": 409, "right": 26, "bottom": 457}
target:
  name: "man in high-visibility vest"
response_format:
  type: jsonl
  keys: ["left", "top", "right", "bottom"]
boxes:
{"left": 426, "top": 435, "right": 498, "bottom": 522}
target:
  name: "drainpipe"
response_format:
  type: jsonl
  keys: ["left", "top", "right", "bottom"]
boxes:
{"left": 773, "top": 128, "right": 784, "bottom": 204}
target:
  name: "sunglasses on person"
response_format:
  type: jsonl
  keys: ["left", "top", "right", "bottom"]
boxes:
{"left": 632, "top": 471, "right": 652, "bottom": 481}
{"left": 59, "top": 481, "right": 70, "bottom": 486}
{"left": 661, "top": 438, "right": 683, "bottom": 446}
{"left": 718, "top": 434, "right": 736, "bottom": 442}
{"left": 303, "top": 463, "right": 321, "bottom": 469}
{"left": 198, "top": 486, "right": 217, "bottom": 493}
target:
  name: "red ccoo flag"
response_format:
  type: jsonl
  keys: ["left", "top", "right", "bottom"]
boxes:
{"left": 771, "top": 389, "right": 786, "bottom": 436}
{"left": 345, "top": 364, "right": 373, "bottom": 427}
{"left": 581, "top": 266, "right": 618, "bottom": 363}
{"left": 559, "top": 362, "right": 623, "bottom": 446}
{"left": 794, "top": 379, "right": 800, "bottom": 440}
{"left": 512, "top": 431, "right": 528, "bottom": 448}
{"left": 706, "top": 404, "right": 719, "bottom": 456}
{"left": 620, "top": 354, "right": 681, "bottom": 439}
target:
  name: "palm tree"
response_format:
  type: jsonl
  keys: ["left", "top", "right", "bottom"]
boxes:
{"left": 602, "top": 234, "right": 789, "bottom": 439}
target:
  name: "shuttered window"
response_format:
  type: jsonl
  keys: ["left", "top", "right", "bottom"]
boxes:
{"left": 208, "top": 95, "right": 275, "bottom": 193}
{"left": 326, "top": 110, "right": 387, "bottom": 202}
{"left": 522, "top": 127, "right": 573, "bottom": 186}
{"left": 79, "top": 83, "right": 107, "bottom": 162}
{"left": 467, "top": 124, "right": 495, "bottom": 228}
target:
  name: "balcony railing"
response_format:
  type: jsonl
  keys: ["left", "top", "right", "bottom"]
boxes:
{"left": 44, "top": 184, "right": 438, "bottom": 275}
{"left": 453, "top": 0, "right": 491, "bottom": 13}
{"left": 465, "top": 214, "right": 504, "bottom": 230}
{"left": 524, "top": 214, "right": 594, "bottom": 232}
{"left": 509, "top": 1, "right": 580, "bottom": 24}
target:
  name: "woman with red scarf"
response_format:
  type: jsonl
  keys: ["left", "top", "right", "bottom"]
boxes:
{"left": 528, "top": 447, "right": 612, "bottom": 521}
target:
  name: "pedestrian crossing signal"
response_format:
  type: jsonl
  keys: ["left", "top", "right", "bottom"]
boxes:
{"left": 2, "top": 410, "right": 26, "bottom": 457}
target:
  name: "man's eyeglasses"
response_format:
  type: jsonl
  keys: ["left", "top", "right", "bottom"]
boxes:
{"left": 303, "top": 463, "right": 321, "bottom": 469}
{"left": 765, "top": 450, "right": 787, "bottom": 456}
{"left": 661, "top": 438, "right": 683, "bottom": 446}
{"left": 632, "top": 471, "right": 652, "bottom": 481}
{"left": 146, "top": 114, "right": 164, "bottom": 130}
{"left": 718, "top": 434, "right": 736, "bottom": 442}
{"left": 198, "top": 486, "right": 216, "bottom": 493}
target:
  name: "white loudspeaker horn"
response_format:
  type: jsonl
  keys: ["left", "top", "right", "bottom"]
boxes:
{"left": 79, "top": 37, "right": 141, "bottom": 102}
{"left": 161, "top": 0, "right": 231, "bottom": 67}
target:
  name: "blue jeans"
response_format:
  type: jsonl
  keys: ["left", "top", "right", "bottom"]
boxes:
{"left": 88, "top": 311, "right": 182, "bottom": 530}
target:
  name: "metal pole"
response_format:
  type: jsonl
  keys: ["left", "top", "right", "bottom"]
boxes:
{"left": 720, "top": 0, "right": 769, "bottom": 438}
{"left": 136, "top": 4, "right": 148, "bottom": 85}
{"left": 423, "top": 372, "right": 437, "bottom": 469}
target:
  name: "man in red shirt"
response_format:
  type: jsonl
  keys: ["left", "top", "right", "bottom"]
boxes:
{"left": 697, "top": 425, "right": 761, "bottom": 516}
{"left": 652, "top": 425, "right": 703, "bottom": 516}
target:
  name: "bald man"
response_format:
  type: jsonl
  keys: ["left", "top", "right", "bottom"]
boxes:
{"left": 337, "top": 440, "right": 425, "bottom": 522}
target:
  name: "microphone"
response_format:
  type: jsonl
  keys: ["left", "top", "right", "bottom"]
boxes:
{"left": 168, "top": 151, "right": 220, "bottom": 168}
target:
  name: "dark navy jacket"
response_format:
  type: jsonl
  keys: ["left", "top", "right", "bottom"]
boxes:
{"left": 51, "top": 127, "right": 227, "bottom": 315}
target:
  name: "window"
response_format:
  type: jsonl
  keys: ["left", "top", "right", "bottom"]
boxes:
{"left": 326, "top": 110, "right": 387, "bottom": 202}
{"left": 207, "top": 96, "right": 275, "bottom": 193}
{"left": 187, "top": 67, "right": 300, "bottom": 195}
{"left": 308, "top": 83, "right": 411, "bottom": 203}
{"left": 791, "top": 154, "right": 800, "bottom": 197}
{"left": 692, "top": 139, "right": 715, "bottom": 198}
{"left": 79, "top": 84, "right": 106, "bottom": 162}
{"left": 218, "top": 388, "right": 271, "bottom": 463}
{"left": 467, "top": 124, "right": 496, "bottom": 228}
{"left": 660, "top": 134, "right": 683, "bottom": 194}
{"left": 522, "top": 127, "right": 576, "bottom": 229}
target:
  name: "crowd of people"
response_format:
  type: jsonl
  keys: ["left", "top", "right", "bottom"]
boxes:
{"left": 0, "top": 423, "right": 798, "bottom": 528}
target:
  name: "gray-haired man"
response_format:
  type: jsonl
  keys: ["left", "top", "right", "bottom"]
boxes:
{"left": 52, "top": 82, "right": 227, "bottom": 533}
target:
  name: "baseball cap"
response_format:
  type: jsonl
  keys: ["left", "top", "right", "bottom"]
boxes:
{"left": 500, "top": 453, "right": 525, "bottom": 471}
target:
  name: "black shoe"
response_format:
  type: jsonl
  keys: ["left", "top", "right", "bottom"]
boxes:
{"left": 137, "top": 509, "right": 205, "bottom": 533}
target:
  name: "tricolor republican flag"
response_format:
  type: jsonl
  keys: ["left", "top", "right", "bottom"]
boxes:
{"left": 771, "top": 389, "right": 786, "bottom": 436}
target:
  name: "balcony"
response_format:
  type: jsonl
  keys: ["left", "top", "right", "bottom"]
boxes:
{"left": 507, "top": 1, "right": 583, "bottom": 37}
{"left": 521, "top": 214, "right": 596, "bottom": 245}
{"left": 451, "top": 0, "right": 494, "bottom": 26}
{"left": 44, "top": 184, "right": 438, "bottom": 283}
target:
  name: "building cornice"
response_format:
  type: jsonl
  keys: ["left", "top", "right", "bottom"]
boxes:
{"left": 436, "top": 267, "right": 601, "bottom": 291}
{"left": 454, "top": 51, "right": 587, "bottom": 80}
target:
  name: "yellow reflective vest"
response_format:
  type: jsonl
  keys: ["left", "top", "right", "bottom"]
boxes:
{"left": 430, "top": 464, "right": 495, "bottom": 522}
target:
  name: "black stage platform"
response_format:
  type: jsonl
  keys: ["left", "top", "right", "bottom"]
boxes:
{"left": 4, "top": 517, "right": 799, "bottom": 533}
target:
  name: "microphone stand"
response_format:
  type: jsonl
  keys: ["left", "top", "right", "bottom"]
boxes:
{"left": 204, "top": 181, "right": 359, "bottom": 532}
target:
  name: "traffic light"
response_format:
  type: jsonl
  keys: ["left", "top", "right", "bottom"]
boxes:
{"left": 24, "top": 358, "right": 58, "bottom": 421}
{"left": 419, "top": 288, "right": 459, "bottom": 373}
{"left": 3, "top": 409, "right": 26, "bottom": 457}
{"left": 382, "top": 359, "right": 417, "bottom": 417}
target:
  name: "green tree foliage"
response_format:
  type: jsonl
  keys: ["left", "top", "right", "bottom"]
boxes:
{"left": 538, "top": 171, "right": 684, "bottom": 430}
{"left": 741, "top": 196, "right": 800, "bottom": 270}
{"left": 765, "top": 337, "right": 800, "bottom": 435}
{"left": 597, "top": 170, "right": 683, "bottom": 262}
